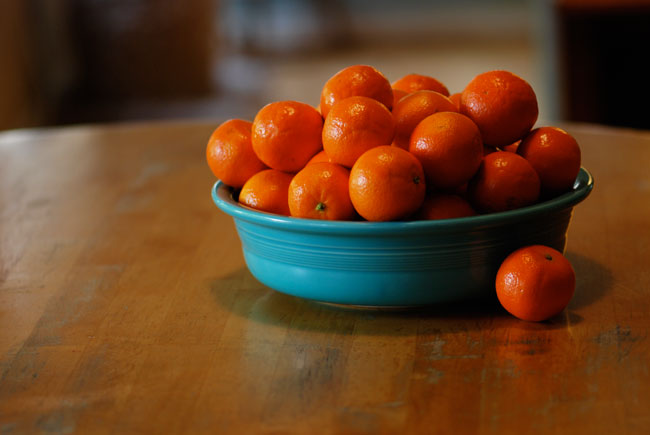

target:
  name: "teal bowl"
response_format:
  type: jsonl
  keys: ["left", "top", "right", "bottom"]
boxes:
{"left": 212, "top": 168, "right": 593, "bottom": 307}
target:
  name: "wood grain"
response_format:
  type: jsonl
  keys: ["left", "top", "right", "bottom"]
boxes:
{"left": 1, "top": 121, "right": 649, "bottom": 434}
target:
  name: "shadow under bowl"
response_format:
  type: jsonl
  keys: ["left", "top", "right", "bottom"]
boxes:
{"left": 212, "top": 168, "right": 593, "bottom": 307}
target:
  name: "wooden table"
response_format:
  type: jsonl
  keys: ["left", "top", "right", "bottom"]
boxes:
{"left": 1, "top": 121, "right": 649, "bottom": 434}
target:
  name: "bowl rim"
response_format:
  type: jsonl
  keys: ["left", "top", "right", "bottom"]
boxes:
{"left": 212, "top": 167, "right": 593, "bottom": 235}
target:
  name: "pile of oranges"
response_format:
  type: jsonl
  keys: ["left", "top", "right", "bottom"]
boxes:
{"left": 207, "top": 65, "right": 581, "bottom": 223}
{"left": 207, "top": 64, "right": 583, "bottom": 322}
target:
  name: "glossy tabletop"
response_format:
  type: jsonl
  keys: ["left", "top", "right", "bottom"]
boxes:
{"left": 1, "top": 121, "right": 649, "bottom": 434}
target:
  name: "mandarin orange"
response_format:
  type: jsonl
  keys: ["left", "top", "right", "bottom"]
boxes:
{"left": 322, "top": 96, "right": 395, "bottom": 168}
{"left": 349, "top": 145, "right": 425, "bottom": 221}
{"left": 206, "top": 119, "right": 267, "bottom": 188}
{"left": 392, "top": 73, "right": 450, "bottom": 96}
{"left": 467, "top": 151, "right": 540, "bottom": 213}
{"left": 288, "top": 162, "right": 356, "bottom": 220}
{"left": 409, "top": 111, "right": 483, "bottom": 191}
{"left": 496, "top": 245, "right": 576, "bottom": 322}
{"left": 460, "top": 70, "right": 538, "bottom": 147}
{"left": 517, "top": 127, "right": 581, "bottom": 196}
{"left": 320, "top": 65, "right": 393, "bottom": 118}
{"left": 238, "top": 169, "right": 293, "bottom": 216}
{"left": 251, "top": 101, "right": 323, "bottom": 173}
{"left": 391, "top": 90, "right": 458, "bottom": 149}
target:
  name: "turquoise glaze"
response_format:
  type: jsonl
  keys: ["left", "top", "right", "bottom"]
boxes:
{"left": 212, "top": 168, "right": 593, "bottom": 306}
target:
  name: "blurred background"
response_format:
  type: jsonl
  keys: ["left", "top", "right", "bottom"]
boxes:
{"left": 1, "top": 0, "right": 649, "bottom": 132}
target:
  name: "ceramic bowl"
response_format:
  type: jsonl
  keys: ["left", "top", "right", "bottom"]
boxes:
{"left": 212, "top": 168, "right": 593, "bottom": 307}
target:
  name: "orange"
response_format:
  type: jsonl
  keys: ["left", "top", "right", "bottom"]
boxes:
{"left": 251, "top": 101, "right": 323, "bottom": 173}
{"left": 349, "top": 145, "right": 425, "bottom": 221}
{"left": 392, "top": 73, "right": 450, "bottom": 96}
{"left": 320, "top": 65, "right": 393, "bottom": 118}
{"left": 392, "top": 88, "right": 409, "bottom": 108}
{"left": 449, "top": 92, "right": 462, "bottom": 110}
{"left": 391, "top": 91, "right": 458, "bottom": 149}
{"left": 409, "top": 111, "right": 483, "bottom": 191}
{"left": 496, "top": 245, "right": 575, "bottom": 322}
{"left": 517, "top": 127, "right": 582, "bottom": 196}
{"left": 322, "top": 96, "right": 395, "bottom": 168}
{"left": 413, "top": 194, "right": 476, "bottom": 220}
{"left": 238, "top": 169, "right": 293, "bottom": 216}
{"left": 288, "top": 162, "right": 356, "bottom": 220}
{"left": 460, "top": 70, "right": 538, "bottom": 147}
{"left": 468, "top": 151, "right": 540, "bottom": 213}
{"left": 306, "top": 150, "right": 332, "bottom": 165}
{"left": 206, "top": 119, "right": 267, "bottom": 188}
{"left": 501, "top": 140, "right": 521, "bottom": 153}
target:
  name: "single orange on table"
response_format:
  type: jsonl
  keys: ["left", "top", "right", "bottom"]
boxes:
{"left": 288, "top": 162, "right": 356, "bottom": 220}
{"left": 320, "top": 65, "right": 393, "bottom": 118}
{"left": 460, "top": 70, "right": 538, "bottom": 147}
{"left": 322, "top": 96, "right": 395, "bottom": 168}
{"left": 206, "top": 119, "right": 267, "bottom": 188}
{"left": 349, "top": 145, "right": 425, "bottom": 221}
{"left": 391, "top": 90, "right": 458, "bottom": 149}
{"left": 468, "top": 151, "right": 540, "bottom": 213}
{"left": 392, "top": 73, "right": 450, "bottom": 96}
{"left": 412, "top": 194, "right": 476, "bottom": 220}
{"left": 517, "top": 127, "right": 582, "bottom": 196}
{"left": 251, "top": 100, "right": 323, "bottom": 173}
{"left": 238, "top": 169, "right": 293, "bottom": 216}
{"left": 496, "top": 245, "right": 576, "bottom": 322}
{"left": 409, "top": 111, "right": 483, "bottom": 191}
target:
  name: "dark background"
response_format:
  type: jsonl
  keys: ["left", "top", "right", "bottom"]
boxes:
{"left": 1, "top": 0, "right": 649, "bottom": 131}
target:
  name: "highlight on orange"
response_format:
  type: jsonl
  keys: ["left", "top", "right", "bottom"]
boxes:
{"left": 305, "top": 150, "right": 332, "bottom": 165}
{"left": 449, "top": 92, "right": 462, "bottom": 110}
{"left": 251, "top": 100, "right": 323, "bottom": 173}
{"left": 412, "top": 194, "right": 476, "bottom": 221}
{"left": 391, "top": 88, "right": 409, "bottom": 108}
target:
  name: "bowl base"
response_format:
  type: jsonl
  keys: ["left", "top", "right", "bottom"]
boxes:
{"left": 315, "top": 301, "right": 425, "bottom": 311}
